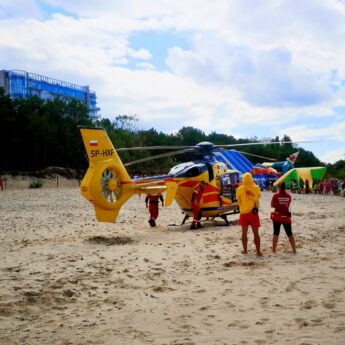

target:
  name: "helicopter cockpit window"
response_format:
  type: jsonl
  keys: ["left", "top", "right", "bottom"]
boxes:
{"left": 169, "top": 162, "right": 194, "bottom": 175}
{"left": 187, "top": 166, "right": 200, "bottom": 177}
{"left": 169, "top": 162, "right": 207, "bottom": 178}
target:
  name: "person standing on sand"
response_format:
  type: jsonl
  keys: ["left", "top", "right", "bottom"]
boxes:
{"left": 145, "top": 193, "right": 164, "bottom": 227}
{"left": 236, "top": 172, "right": 263, "bottom": 256}
{"left": 190, "top": 181, "right": 208, "bottom": 230}
{"left": 270, "top": 181, "right": 296, "bottom": 254}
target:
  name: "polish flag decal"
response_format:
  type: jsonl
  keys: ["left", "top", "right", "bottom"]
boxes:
{"left": 89, "top": 140, "right": 98, "bottom": 147}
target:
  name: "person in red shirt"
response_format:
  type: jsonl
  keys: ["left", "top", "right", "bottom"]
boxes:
{"left": 145, "top": 193, "right": 164, "bottom": 227}
{"left": 190, "top": 181, "right": 207, "bottom": 230}
{"left": 271, "top": 182, "right": 296, "bottom": 254}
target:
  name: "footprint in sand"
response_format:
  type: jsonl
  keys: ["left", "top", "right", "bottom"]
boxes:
{"left": 300, "top": 299, "right": 318, "bottom": 310}
{"left": 322, "top": 301, "right": 336, "bottom": 309}
{"left": 152, "top": 286, "right": 175, "bottom": 293}
{"left": 225, "top": 301, "right": 236, "bottom": 308}
{"left": 169, "top": 338, "right": 195, "bottom": 345}
{"left": 295, "top": 317, "right": 309, "bottom": 328}
{"left": 335, "top": 325, "right": 345, "bottom": 333}
{"left": 259, "top": 296, "right": 269, "bottom": 307}
{"left": 285, "top": 281, "right": 298, "bottom": 292}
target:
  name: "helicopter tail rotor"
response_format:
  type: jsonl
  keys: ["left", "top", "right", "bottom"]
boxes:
{"left": 79, "top": 127, "right": 134, "bottom": 222}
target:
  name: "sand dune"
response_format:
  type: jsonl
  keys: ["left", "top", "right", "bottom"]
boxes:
{"left": 0, "top": 186, "right": 345, "bottom": 344}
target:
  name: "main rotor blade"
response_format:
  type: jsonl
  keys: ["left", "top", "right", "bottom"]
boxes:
{"left": 213, "top": 140, "right": 316, "bottom": 148}
{"left": 124, "top": 148, "right": 195, "bottom": 166}
{"left": 117, "top": 145, "right": 195, "bottom": 151}
{"left": 236, "top": 150, "right": 277, "bottom": 161}
{"left": 118, "top": 140, "right": 317, "bottom": 151}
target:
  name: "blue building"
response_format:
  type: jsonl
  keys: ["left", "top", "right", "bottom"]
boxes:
{"left": 0, "top": 69, "right": 100, "bottom": 118}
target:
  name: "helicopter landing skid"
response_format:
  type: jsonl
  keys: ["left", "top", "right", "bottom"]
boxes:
{"left": 181, "top": 209, "right": 239, "bottom": 226}
{"left": 219, "top": 214, "right": 230, "bottom": 225}
{"left": 181, "top": 214, "right": 190, "bottom": 225}
{"left": 216, "top": 209, "right": 240, "bottom": 226}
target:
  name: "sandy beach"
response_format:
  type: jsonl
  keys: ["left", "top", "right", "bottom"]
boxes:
{"left": 1, "top": 183, "right": 345, "bottom": 345}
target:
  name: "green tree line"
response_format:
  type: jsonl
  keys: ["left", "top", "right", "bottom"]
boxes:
{"left": 1, "top": 88, "right": 343, "bottom": 177}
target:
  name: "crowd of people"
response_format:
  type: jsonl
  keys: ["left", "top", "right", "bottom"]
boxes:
{"left": 288, "top": 178, "right": 345, "bottom": 196}
{"left": 313, "top": 178, "right": 345, "bottom": 196}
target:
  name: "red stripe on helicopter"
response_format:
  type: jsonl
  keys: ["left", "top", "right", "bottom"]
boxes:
{"left": 179, "top": 181, "right": 200, "bottom": 188}
{"left": 204, "top": 184, "right": 219, "bottom": 192}
{"left": 203, "top": 194, "right": 220, "bottom": 203}
{"left": 165, "top": 177, "right": 175, "bottom": 182}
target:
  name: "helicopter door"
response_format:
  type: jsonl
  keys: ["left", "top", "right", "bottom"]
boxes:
{"left": 220, "top": 173, "right": 239, "bottom": 202}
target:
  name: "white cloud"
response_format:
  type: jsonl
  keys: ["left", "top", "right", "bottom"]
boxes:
{"left": 167, "top": 43, "right": 331, "bottom": 107}
{"left": 319, "top": 147, "right": 345, "bottom": 164}
{"left": 279, "top": 122, "right": 345, "bottom": 142}
{"left": 135, "top": 62, "right": 156, "bottom": 70}
{"left": 127, "top": 48, "right": 151, "bottom": 60}
{"left": 277, "top": 122, "right": 345, "bottom": 163}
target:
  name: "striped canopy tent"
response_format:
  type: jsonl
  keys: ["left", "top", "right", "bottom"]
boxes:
{"left": 273, "top": 167, "right": 327, "bottom": 188}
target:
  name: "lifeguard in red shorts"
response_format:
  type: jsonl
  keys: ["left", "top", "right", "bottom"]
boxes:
{"left": 236, "top": 173, "right": 262, "bottom": 256}
{"left": 145, "top": 193, "right": 164, "bottom": 227}
{"left": 190, "top": 181, "right": 207, "bottom": 230}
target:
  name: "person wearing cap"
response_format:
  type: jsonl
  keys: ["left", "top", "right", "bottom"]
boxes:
{"left": 270, "top": 181, "right": 296, "bottom": 254}
{"left": 236, "top": 172, "right": 262, "bottom": 256}
{"left": 190, "top": 181, "right": 207, "bottom": 230}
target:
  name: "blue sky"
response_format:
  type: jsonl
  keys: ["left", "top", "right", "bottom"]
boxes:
{"left": 130, "top": 31, "right": 190, "bottom": 71}
{"left": 0, "top": 0, "right": 345, "bottom": 163}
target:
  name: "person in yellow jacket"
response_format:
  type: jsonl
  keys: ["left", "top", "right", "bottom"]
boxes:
{"left": 236, "top": 172, "right": 263, "bottom": 256}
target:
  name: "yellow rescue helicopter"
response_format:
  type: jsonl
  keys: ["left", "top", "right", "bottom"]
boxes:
{"left": 79, "top": 127, "right": 300, "bottom": 226}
